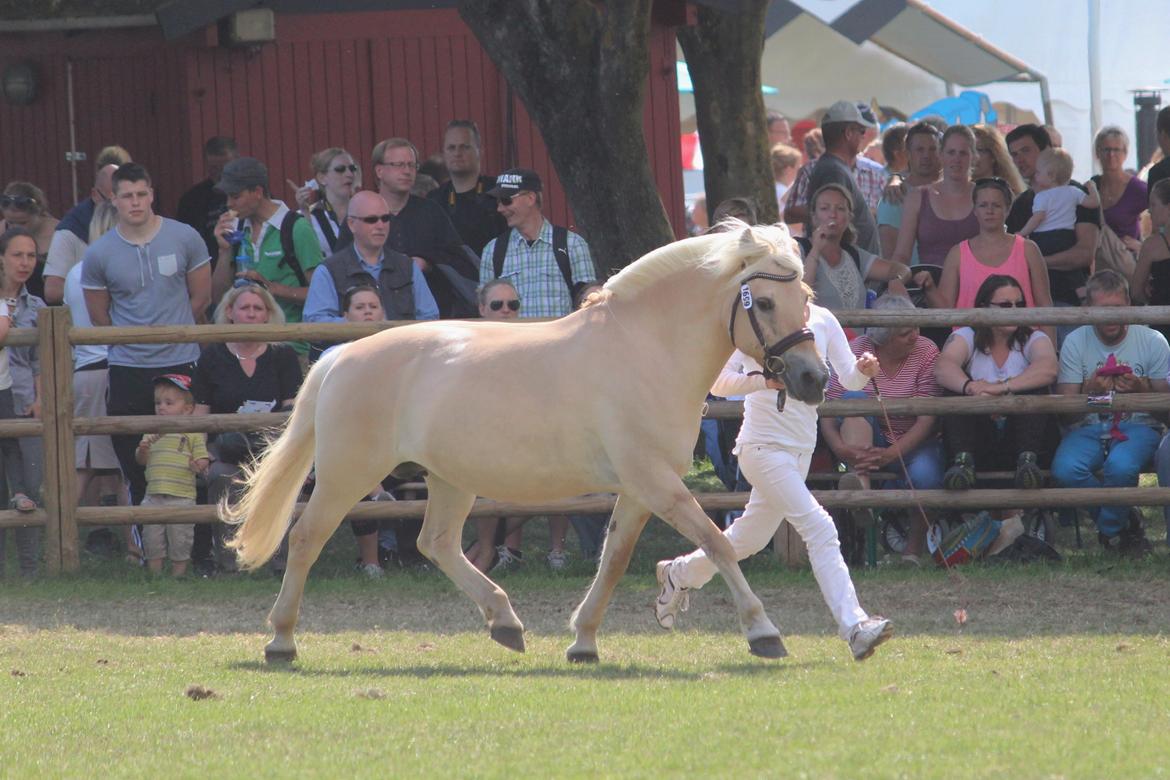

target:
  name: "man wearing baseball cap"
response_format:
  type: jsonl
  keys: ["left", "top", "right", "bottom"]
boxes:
{"left": 480, "top": 167, "right": 596, "bottom": 320}
{"left": 210, "top": 156, "right": 323, "bottom": 337}
{"left": 805, "top": 100, "right": 882, "bottom": 255}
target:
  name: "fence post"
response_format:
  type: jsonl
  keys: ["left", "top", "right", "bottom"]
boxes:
{"left": 39, "top": 307, "right": 77, "bottom": 573}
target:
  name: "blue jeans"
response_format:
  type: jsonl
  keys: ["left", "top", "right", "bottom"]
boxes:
{"left": 838, "top": 390, "right": 945, "bottom": 490}
{"left": 1051, "top": 422, "right": 1160, "bottom": 538}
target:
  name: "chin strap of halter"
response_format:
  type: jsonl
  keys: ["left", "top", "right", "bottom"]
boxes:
{"left": 729, "top": 270, "right": 815, "bottom": 412}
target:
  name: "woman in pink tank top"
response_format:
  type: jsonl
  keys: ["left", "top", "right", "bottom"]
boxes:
{"left": 917, "top": 178, "right": 1054, "bottom": 340}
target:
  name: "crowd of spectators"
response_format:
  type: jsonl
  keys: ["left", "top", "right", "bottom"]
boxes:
{"left": 700, "top": 103, "right": 1170, "bottom": 563}
{"left": 0, "top": 118, "right": 602, "bottom": 578}
{"left": 5, "top": 99, "right": 1170, "bottom": 578}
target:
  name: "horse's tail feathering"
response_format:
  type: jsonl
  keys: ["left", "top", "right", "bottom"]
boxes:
{"left": 221, "top": 347, "right": 340, "bottom": 569}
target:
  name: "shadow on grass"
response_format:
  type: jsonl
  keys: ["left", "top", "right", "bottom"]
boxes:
{"left": 224, "top": 657, "right": 828, "bottom": 681}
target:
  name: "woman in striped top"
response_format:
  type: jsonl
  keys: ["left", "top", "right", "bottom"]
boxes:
{"left": 820, "top": 293, "right": 944, "bottom": 561}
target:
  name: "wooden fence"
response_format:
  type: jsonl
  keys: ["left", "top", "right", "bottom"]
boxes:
{"left": 5, "top": 305, "right": 1170, "bottom": 573}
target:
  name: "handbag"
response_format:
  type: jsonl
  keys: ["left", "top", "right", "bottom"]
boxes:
{"left": 1090, "top": 178, "right": 1136, "bottom": 278}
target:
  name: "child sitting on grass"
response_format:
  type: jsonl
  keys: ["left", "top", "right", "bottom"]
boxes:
{"left": 1018, "top": 147, "right": 1100, "bottom": 256}
{"left": 135, "top": 374, "right": 209, "bottom": 576}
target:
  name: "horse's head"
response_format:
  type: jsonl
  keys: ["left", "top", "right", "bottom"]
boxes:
{"left": 725, "top": 223, "right": 828, "bottom": 406}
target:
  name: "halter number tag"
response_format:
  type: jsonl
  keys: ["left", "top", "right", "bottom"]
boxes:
{"left": 740, "top": 284, "right": 753, "bottom": 310}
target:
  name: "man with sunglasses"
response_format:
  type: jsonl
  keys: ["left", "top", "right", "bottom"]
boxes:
{"left": 210, "top": 157, "right": 323, "bottom": 345}
{"left": 304, "top": 190, "right": 438, "bottom": 323}
{"left": 428, "top": 120, "right": 506, "bottom": 255}
{"left": 479, "top": 168, "right": 596, "bottom": 319}
{"left": 372, "top": 137, "right": 479, "bottom": 318}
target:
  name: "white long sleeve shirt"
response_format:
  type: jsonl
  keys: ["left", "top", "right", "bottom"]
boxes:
{"left": 712, "top": 304, "right": 869, "bottom": 453}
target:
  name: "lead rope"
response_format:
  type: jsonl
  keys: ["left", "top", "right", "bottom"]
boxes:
{"left": 870, "top": 378, "right": 970, "bottom": 629}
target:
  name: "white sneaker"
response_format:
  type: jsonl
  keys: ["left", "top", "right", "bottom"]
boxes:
{"left": 654, "top": 560, "right": 689, "bottom": 630}
{"left": 360, "top": 563, "right": 384, "bottom": 579}
{"left": 848, "top": 617, "right": 893, "bottom": 661}
{"left": 491, "top": 545, "right": 522, "bottom": 573}
{"left": 547, "top": 549, "right": 568, "bottom": 571}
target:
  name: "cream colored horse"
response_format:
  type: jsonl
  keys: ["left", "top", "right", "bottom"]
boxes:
{"left": 223, "top": 223, "right": 828, "bottom": 663}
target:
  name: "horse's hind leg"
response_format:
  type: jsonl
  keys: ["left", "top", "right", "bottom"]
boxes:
{"left": 415, "top": 474, "right": 525, "bottom": 652}
{"left": 266, "top": 479, "right": 369, "bottom": 663}
{"left": 631, "top": 472, "right": 783, "bottom": 659}
{"left": 567, "top": 495, "right": 651, "bottom": 663}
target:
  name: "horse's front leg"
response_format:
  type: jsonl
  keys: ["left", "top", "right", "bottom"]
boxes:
{"left": 416, "top": 474, "right": 526, "bottom": 652}
{"left": 633, "top": 473, "right": 785, "bottom": 659}
{"left": 567, "top": 494, "right": 651, "bottom": 663}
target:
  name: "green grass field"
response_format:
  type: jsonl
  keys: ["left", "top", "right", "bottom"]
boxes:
{"left": 3, "top": 520, "right": 1170, "bottom": 779}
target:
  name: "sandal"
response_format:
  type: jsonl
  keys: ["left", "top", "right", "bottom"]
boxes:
{"left": 9, "top": 493, "right": 35, "bottom": 513}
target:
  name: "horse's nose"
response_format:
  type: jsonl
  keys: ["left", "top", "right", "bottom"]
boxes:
{"left": 801, "top": 365, "right": 829, "bottom": 392}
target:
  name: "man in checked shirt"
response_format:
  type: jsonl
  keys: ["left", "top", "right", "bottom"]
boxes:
{"left": 479, "top": 168, "right": 596, "bottom": 320}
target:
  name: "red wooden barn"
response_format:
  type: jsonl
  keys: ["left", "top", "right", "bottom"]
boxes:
{"left": 0, "top": 1, "right": 687, "bottom": 238}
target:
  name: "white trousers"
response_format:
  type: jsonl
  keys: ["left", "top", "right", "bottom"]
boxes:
{"left": 672, "top": 444, "right": 868, "bottom": 639}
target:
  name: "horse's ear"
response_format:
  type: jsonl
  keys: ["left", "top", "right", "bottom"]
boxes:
{"left": 737, "top": 226, "right": 759, "bottom": 266}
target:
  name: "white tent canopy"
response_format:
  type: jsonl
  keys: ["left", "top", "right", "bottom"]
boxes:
{"left": 680, "top": 0, "right": 1050, "bottom": 129}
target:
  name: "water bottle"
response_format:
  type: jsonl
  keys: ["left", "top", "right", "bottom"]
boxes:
{"left": 865, "top": 289, "right": 877, "bottom": 308}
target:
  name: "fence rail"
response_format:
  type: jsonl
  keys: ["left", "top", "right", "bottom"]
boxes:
{"left": 10, "top": 305, "right": 1170, "bottom": 573}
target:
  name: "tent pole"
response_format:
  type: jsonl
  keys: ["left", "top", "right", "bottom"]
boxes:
{"left": 1088, "top": 0, "right": 1102, "bottom": 169}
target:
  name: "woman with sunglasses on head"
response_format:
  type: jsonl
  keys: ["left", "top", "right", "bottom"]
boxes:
{"left": 293, "top": 147, "right": 360, "bottom": 255}
{"left": 933, "top": 274, "right": 1057, "bottom": 492}
{"left": 191, "top": 280, "right": 302, "bottom": 574}
{"left": 0, "top": 182, "right": 58, "bottom": 300}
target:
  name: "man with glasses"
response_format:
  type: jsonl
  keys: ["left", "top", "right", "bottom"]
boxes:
{"left": 210, "top": 157, "right": 323, "bottom": 339}
{"left": 304, "top": 190, "right": 438, "bottom": 323}
{"left": 428, "top": 120, "right": 506, "bottom": 255}
{"left": 43, "top": 163, "right": 121, "bottom": 305}
{"left": 1004, "top": 124, "right": 1100, "bottom": 310}
{"left": 479, "top": 167, "right": 596, "bottom": 320}
{"left": 802, "top": 101, "right": 882, "bottom": 255}
{"left": 372, "top": 137, "right": 479, "bottom": 318}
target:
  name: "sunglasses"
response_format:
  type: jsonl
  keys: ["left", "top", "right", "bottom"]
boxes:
{"left": 332, "top": 164, "right": 359, "bottom": 174}
{"left": 974, "top": 177, "right": 1007, "bottom": 186}
{"left": 489, "top": 299, "right": 521, "bottom": 312}
{"left": 233, "top": 277, "right": 268, "bottom": 290}
{"left": 0, "top": 195, "right": 36, "bottom": 210}
{"left": 497, "top": 192, "right": 531, "bottom": 206}
{"left": 349, "top": 213, "right": 392, "bottom": 224}
{"left": 987, "top": 300, "right": 1025, "bottom": 308}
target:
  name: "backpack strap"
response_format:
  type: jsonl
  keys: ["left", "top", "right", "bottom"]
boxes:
{"left": 552, "top": 225, "right": 573, "bottom": 291}
{"left": 311, "top": 208, "right": 337, "bottom": 252}
{"left": 794, "top": 235, "right": 812, "bottom": 256}
{"left": 279, "top": 210, "right": 309, "bottom": 288}
{"left": 492, "top": 228, "right": 512, "bottom": 279}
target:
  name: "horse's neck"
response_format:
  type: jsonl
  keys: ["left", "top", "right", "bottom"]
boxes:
{"left": 611, "top": 269, "right": 734, "bottom": 403}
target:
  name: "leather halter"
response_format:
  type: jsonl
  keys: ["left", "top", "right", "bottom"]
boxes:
{"left": 728, "top": 270, "right": 814, "bottom": 412}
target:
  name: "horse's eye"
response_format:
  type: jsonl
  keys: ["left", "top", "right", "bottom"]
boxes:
{"left": 756, "top": 297, "right": 774, "bottom": 312}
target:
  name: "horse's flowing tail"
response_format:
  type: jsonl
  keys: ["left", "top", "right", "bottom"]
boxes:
{"left": 221, "top": 348, "right": 340, "bottom": 570}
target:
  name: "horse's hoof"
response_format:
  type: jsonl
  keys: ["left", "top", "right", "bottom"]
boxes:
{"left": 566, "top": 648, "right": 599, "bottom": 664}
{"left": 264, "top": 647, "right": 297, "bottom": 664}
{"left": 748, "top": 635, "right": 788, "bottom": 659}
{"left": 490, "top": 625, "right": 526, "bottom": 653}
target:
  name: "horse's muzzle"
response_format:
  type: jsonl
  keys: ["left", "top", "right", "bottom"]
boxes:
{"left": 781, "top": 353, "right": 829, "bottom": 406}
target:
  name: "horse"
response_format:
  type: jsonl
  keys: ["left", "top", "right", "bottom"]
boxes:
{"left": 222, "top": 222, "right": 829, "bottom": 664}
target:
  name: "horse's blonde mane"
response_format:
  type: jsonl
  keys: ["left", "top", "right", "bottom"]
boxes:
{"left": 602, "top": 220, "right": 803, "bottom": 299}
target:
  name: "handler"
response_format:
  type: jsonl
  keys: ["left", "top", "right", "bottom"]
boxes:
{"left": 655, "top": 302, "right": 894, "bottom": 661}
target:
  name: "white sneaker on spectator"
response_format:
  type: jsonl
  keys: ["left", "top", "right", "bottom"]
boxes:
{"left": 491, "top": 545, "right": 522, "bottom": 573}
{"left": 654, "top": 559, "right": 689, "bottom": 630}
{"left": 360, "top": 563, "right": 384, "bottom": 579}
{"left": 547, "top": 549, "right": 568, "bottom": 571}
{"left": 848, "top": 617, "right": 893, "bottom": 661}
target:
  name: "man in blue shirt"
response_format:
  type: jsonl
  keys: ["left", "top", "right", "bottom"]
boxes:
{"left": 304, "top": 190, "right": 438, "bottom": 323}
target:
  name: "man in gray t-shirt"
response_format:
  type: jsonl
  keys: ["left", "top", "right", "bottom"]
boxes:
{"left": 807, "top": 101, "right": 881, "bottom": 256}
{"left": 81, "top": 163, "right": 211, "bottom": 505}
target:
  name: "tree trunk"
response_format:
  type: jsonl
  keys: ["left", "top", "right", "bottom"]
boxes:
{"left": 458, "top": 0, "right": 674, "bottom": 271}
{"left": 677, "top": 1, "right": 776, "bottom": 225}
